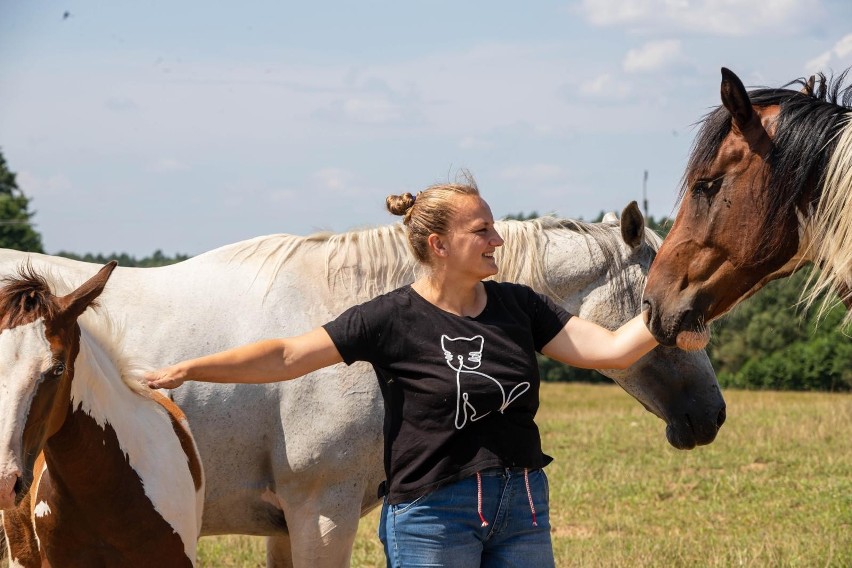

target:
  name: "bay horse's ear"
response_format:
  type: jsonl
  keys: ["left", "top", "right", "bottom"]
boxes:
{"left": 58, "top": 261, "right": 118, "bottom": 321}
{"left": 620, "top": 201, "right": 644, "bottom": 249}
{"left": 801, "top": 75, "right": 816, "bottom": 96}
{"left": 720, "top": 67, "right": 754, "bottom": 130}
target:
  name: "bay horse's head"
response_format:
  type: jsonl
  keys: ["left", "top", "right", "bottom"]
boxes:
{"left": 643, "top": 67, "right": 851, "bottom": 349}
{"left": 0, "top": 261, "right": 116, "bottom": 509}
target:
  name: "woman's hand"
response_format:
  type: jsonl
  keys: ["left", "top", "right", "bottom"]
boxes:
{"left": 144, "top": 365, "right": 188, "bottom": 390}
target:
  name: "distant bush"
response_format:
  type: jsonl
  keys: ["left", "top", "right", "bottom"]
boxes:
{"left": 711, "top": 268, "right": 851, "bottom": 392}
{"left": 55, "top": 249, "right": 190, "bottom": 268}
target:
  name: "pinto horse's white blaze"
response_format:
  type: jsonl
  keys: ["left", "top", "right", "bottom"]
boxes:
{"left": 0, "top": 320, "right": 53, "bottom": 508}
{"left": 32, "top": 502, "right": 50, "bottom": 518}
{"left": 70, "top": 326, "right": 201, "bottom": 563}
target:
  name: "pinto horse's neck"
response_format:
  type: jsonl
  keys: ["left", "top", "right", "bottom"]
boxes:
{"left": 34, "top": 328, "right": 197, "bottom": 566}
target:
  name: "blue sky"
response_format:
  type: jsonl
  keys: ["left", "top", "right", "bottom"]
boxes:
{"left": 2, "top": 0, "right": 851, "bottom": 256}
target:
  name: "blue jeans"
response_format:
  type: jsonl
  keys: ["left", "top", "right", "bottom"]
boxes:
{"left": 378, "top": 468, "right": 554, "bottom": 568}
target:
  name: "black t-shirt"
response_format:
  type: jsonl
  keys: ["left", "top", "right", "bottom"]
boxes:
{"left": 323, "top": 280, "right": 573, "bottom": 504}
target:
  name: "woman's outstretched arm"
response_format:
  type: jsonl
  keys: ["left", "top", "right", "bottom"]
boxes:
{"left": 541, "top": 312, "right": 658, "bottom": 370}
{"left": 144, "top": 327, "right": 343, "bottom": 389}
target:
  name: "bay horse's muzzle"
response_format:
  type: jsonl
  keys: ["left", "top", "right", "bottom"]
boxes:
{"left": 643, "top": 297, "right": 711, "bottom": 351}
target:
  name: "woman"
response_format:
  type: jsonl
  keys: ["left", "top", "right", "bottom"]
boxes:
{"left": 145, "top": 175, "right": 658, "bottom": 567}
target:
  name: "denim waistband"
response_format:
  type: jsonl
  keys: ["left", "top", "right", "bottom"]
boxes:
{"left": 478, "top": 466, "right": 539, "bottom": 477}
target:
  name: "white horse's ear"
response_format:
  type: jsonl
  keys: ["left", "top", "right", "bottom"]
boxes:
{"left": 602, "top": 212, "right": 618, "bottom": 223}
{"left": 620, "top": 201, "right": 644, "bottom": 249}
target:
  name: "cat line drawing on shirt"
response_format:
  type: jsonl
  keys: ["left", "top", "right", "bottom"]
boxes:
{"left": 441, "top": 334, "right": 531, "bottom": 430}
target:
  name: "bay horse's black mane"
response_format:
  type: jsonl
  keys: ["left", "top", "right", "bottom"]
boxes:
{"left": 682, "top": 70, "right": 852, "bottom": 260}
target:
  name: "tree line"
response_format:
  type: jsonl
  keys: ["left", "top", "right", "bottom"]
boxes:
{"left": 2, "top": 150, "right": 848, "bottom": 391}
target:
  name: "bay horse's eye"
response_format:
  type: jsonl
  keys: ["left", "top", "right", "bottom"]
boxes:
{"left": 692, "top": 177, "right": 723, "bottom": 200}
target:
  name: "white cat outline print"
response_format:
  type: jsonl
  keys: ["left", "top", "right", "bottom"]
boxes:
{"left": 441, "top": 334, "right": 531, "bottom": 429}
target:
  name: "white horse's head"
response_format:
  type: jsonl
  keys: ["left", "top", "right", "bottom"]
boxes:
{"left": 494, "top": 203, "right": 725, "bottom": 449}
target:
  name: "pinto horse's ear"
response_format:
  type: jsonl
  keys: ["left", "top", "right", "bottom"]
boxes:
{"left": 620, "top": 201, "right": 644, "bottom": 249}
{"left": 58, "top": 261, "right": 118, "bottom": 321}
{"left": 720, "top": 67, "right": 754, "bottom": 130}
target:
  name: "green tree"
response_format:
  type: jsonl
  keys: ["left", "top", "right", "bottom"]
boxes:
{"left": 0, "top": 149, "right": 44, "bottom": 252}
{"left": 56, "top": 249, "right": 190, "bottom": 268}
{"left": 709, "top": 268, "right": 851, "bottom": 392}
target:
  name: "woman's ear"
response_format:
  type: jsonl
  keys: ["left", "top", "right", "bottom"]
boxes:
{"left": 428, "top": 233, "right": 448, "bottom": 257}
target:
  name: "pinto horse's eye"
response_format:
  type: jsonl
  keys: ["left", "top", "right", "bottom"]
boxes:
{"left": 51, "top": 362, "right": 66, "bottom": 376}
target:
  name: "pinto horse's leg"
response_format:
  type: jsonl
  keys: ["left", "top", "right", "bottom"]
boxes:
{"left": 265, "top": 533, "right": 294, "bottom": 568}
{"left": 275, "top": 483, "right": 364, "bottom": 568}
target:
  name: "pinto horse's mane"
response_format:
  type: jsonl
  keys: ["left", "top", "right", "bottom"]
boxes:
{"left": 0, "top": 265, "right": 152, "bottom": 398}
{"left": 683, "top": 71, "right": 852, "bottom": 321}
{"left": 226, "top": 217, "right": 661, "bottom": 312}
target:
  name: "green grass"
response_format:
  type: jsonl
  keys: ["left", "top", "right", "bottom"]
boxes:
{"left": 199, "top": 384, "right": 852, "bottom": 567}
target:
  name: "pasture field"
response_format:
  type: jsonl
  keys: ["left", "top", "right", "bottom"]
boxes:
{"left": 198, "top": 383, "right": 852, "bottom": 567}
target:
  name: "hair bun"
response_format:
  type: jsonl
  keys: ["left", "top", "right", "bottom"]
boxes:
{"left": 386, "top": 192, "right": 417, "bottom": 216}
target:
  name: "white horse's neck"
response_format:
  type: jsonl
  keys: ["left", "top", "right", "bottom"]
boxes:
{"left": 215, "top": 218, "right": 645, "bottom": 316}
{"left": 67, "top": 327, "right": 198, "bottom": 563}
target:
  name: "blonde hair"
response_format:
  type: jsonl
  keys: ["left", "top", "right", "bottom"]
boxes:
{"left": 386, "top": 172, "right": 480, "bottom": 264}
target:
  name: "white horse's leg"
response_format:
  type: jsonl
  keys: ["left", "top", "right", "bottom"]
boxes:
{"left": 265, "top": 533, "right": 294, "bottom": 568}
{"left": 279, "top": 485, "right": 364, "bottom": 568}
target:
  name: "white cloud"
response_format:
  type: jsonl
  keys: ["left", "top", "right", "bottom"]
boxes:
{"left": 458, "top": 136, "right": 493, "bottom": 150}
{"left": 805, "top": 33, "right": 852, "bottom": 73}
{"left": 150, "top": 158, "right": 189, "bottom": 173}
{"left": 498, "top": 164, "right": 565, "bottom": 183}
{"left": 580, "top": 0, "right": 823, "bottom": 36}
{"left": 578, "top": 73, "right": 633, "bottom": 100}
{"left": 16, "top": 171, "right": 73, "bottom": 198}
{"left": 623, "top": 40, "right": 683, "bottom": 73}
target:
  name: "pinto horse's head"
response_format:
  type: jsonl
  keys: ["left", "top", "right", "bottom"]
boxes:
{"left": 643, "top": 67, "right": 844, "bottom": 350}
{"left": 0, "top": 261, "right": 115, "bottom": 509}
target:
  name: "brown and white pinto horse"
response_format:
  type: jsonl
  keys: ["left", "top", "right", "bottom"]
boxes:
{"left": 643, "top": 67, "right": 852, "bottom": 350}
{"left": 0, "top": 262, "right": 204, "bottom": 567}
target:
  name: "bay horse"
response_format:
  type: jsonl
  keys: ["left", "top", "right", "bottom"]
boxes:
{"left": 643, "top": 67, "right": 852, "bottom": 350}
{"left": 0, "top": 203, "right": 724, "bottom": 567}
{"left": 0, "top": 262, "right": 204, "bottom": 567}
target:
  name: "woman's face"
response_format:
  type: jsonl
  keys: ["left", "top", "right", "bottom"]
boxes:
{"left": 441, "top": 195, "right": 504, "bottom": 280}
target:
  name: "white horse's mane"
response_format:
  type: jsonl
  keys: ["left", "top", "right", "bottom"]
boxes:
{"left": 804, "top": 114, "right": 852, "bottom": 324}
{"left": 223, "top": 215, "right": 662, "bottom": 306}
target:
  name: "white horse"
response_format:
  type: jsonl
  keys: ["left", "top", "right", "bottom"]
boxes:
{"left": 0, "top": 202, "right": 725, "bottom": 567}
